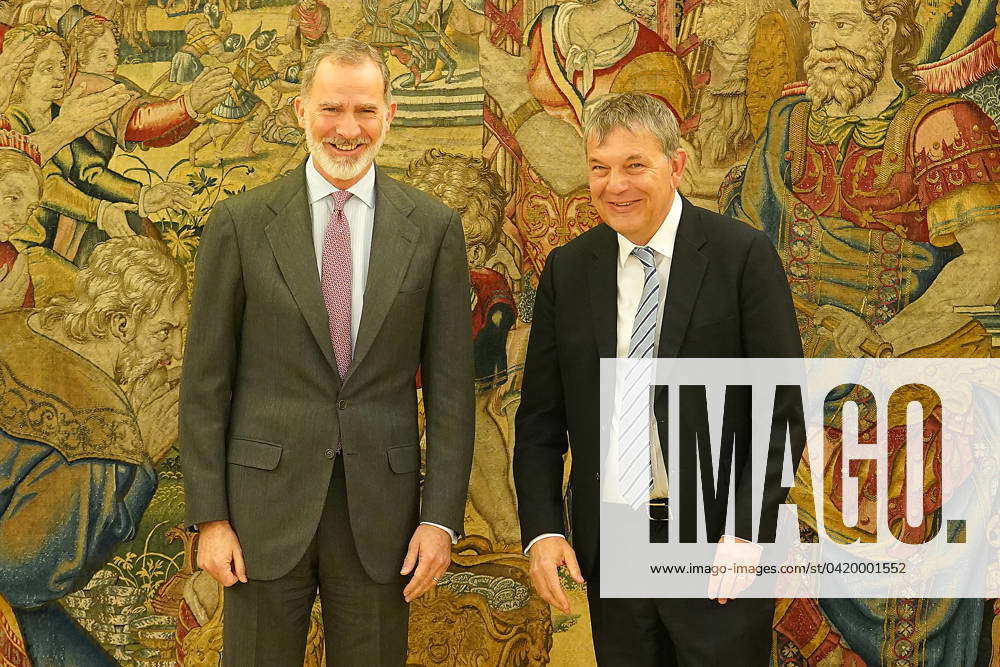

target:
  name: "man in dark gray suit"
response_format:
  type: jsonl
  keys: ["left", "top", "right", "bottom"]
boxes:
{"left": 179, "top": 38, "right": 475, "bottom": 665}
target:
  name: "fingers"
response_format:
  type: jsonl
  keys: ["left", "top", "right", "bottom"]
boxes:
{"left": 232, "top": 545, "right": 248, "bottom": 584}
{"left": 198, "top": 544, "right": 237, "bottom": 587}
{"left": 528, "top": 566, "right": 555, "bottom": 610}
{"left": 402, "top": 540, "right": 450, "bottom": 602}
{"left": 93, "top": 85, "right": 139, "bottom": 113}
{"left": 402, "top": 553, "right": 434, "bottom": 602}
{"left": 166, "top": 182, "right": 195, "bottom": 208}
{"left": 148, "top": 182, "right": 195, "bottom": 211}
{"left": 197, "top": 525, "right": 243, "bottom": 587}
{"left": 399, "top": 538, "right": 418, "bottom": 576}
{"left": 527, "top": 538, "right": 575, "bottom": 613}
{"left": 564, "top": 547, "right": 585, "bottom": 585}
{"left": 544, "top": 558, "right": 570, "bottom": 613}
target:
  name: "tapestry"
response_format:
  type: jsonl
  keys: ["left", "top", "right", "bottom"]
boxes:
{"left": 0, "top": 0, "right": 998, "bottom": 663}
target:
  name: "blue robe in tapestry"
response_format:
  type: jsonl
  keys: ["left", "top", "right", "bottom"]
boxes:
{"left": 0, "top": 310, "right": 157, "bottom": 666}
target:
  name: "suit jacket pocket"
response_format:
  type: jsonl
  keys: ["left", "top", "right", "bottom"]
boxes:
{"left": 387, "top": 444, "right": 420, "bottom": 473}
{"left": 227, "top": 438, "right": 283, "bottom": 470}
{"left": 687, "top": 314, "right": 738, "bottom": 333}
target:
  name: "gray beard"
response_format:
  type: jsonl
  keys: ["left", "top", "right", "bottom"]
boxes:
{"left": 115, "top": 346, "right": 162, "bottom": 395}
{"left": 805, "top": 30, "right": 886, "bottom": 112}
{"left": 695, "top": 76, "right": 753, "bottom": 165}
{"left": 696, "top": 4, "right": 744, "bottom": 46}
{"left": 304, "top": 119, "right": 386, "bottom": 182}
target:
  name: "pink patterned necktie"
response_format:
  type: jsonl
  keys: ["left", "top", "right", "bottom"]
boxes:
{"left": 320, "top": 189, "right": 353, "bottom": 380}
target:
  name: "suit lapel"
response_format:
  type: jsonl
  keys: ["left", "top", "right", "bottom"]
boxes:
{"left": 659, "top": 199, "right": 708, "bottom": 359}
{"left": 264, "top": 164, "right": 341, "bottom": 382}
{"left": 345, "top": 169, "right": 418, "bottom": 382}
{"left": 587, "top": 225, "right": 618, "bottom": 360}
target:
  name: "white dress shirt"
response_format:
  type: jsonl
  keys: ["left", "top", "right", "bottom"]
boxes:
{"left": 525, "top": 192, "right": 683, "bottom": 553}
{"left": 305, "top": 156, "right": 456, "bottom": 543}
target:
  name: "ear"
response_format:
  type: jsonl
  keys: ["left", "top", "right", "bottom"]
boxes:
{"left": 670, "top": 147, "right": 688, "bottom": 187}
{"left": 386, "top": 100, "right": 398, "bottom": 126}
{"left": 879, "top": 15, "right": 897, "bottom": 44}
{"left": 110, "top": 312, "right": 134, "bottom": 344}
{"left": 293, "top": 95, "right": 306, "bottom": 129}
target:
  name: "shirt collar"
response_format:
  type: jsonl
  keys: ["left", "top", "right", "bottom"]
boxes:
{"left": 617, "top": 190, "right": 683, "bottom": 268}
{"left": 305, "top": 155, "right": 376, "bottom": 209}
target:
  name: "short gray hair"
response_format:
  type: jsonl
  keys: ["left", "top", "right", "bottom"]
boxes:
{"left": 582, "top": 93, "right": 681, "bottom": 157}
{"left": 299, "top": 38, "right": 393, "bottom": 104}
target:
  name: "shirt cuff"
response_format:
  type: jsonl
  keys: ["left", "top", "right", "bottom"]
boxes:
{"left": 420, "top": 521, "right": 457, "bottom": 544}
{"left": 524, "top": 533, "right": 566, "bottom": 555}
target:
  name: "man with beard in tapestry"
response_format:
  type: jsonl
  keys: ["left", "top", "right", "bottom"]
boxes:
{"left": 0, "top": 236, "right": 187, "bottom": 665}
{"left": 680, "top": 0, "right": 807, "bottom": 209}
{"left": 721, "top": 0, "right": 1000, "bottom": 663}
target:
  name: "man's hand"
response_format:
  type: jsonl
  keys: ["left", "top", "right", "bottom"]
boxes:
{"left": 527, "top": 536, "right": 584, "bottom": 613}
{"left": 59, "top": 82, "right": 138, "bottom": 133}
{"left": 29, "top": 83, "right": 137, "bottom": 162}
{"left": 708, "top": 535, "right": 762, "bottom": 605}
{"left": 97, "top": 202, "right": 138, "bottom": 237}
{"left": 814, "top": 304, "right": 885, "bottom": 357}
{"left": 197, "top": 520, "right": 248, "bottom": 587}
{"left": 140, "top": 182, "right": 195, "bottom": 215}
{"left": 0, "top": 254, "right": 30, "bottom": 311}
{"left": 187, "top": 67, "right": 233, "bottom": 115}
{"left": 400, "top": 524, "right": 452, "bottom": 603}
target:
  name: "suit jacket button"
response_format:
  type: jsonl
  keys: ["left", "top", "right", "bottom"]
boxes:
{"left": 324, "top": 448, "right": 335, "bottom": 459}
{"left": 337, "top": 400, "right": 347, "bottom": 409}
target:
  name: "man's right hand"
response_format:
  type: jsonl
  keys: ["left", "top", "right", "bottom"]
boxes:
{"left": 527, "top": 536, "right": 584, "bottom": 613}
{"left": 97, "top": 202, "right": 138, "bottom": 237}
{"left": 196, "top": 520, "right": 248, "bottom": 587}
{"left": 187, "top": 67, "right": 233, "bottom": 114}
{"left": 59, "top": 83, "right": 138, "bottom": 135}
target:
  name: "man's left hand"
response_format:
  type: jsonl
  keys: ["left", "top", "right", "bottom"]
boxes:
{"left": 708, "top": 535, "right": 762, "bottom": 605}
{"left": 400, "top": 524, "right": 451, "bottom": 603}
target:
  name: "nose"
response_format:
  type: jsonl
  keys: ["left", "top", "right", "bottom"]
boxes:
{"left": 811, "top": 23, "right": 836, "bottom": 51}
{"left": 606, "top": 167, "right": 630, "bottom": 194}
{"left": 166, "top": 328, "right": 184, "bottom": 361}
{"left": 335, "top": 114, "right": 363, "bottom": 140}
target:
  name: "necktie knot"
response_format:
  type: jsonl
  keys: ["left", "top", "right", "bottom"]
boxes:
{"left": 631, "top": 245, "right": 655, "bottom": 270}
{"left": 331, "top": 189, "right": 352, "bottom": 213}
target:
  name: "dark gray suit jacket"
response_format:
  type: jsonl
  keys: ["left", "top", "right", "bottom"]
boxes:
{"left": 513, "top": 199, "right": 803, "bottom": 580}
{"left": 180, "top": 162, "right": 475, "bottom": 583}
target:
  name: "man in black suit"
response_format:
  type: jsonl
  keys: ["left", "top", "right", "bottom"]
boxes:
{"left": 513, "top": 92, "right": 803, "bottom": 666}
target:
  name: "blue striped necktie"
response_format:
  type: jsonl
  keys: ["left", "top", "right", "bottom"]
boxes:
{"left": 619, "top": 246, "right": 659, "bottom": 509}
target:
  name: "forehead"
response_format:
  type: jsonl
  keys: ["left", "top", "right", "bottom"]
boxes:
{"left": 307, "top": 60, "right": 385, "bottom": 104}
{"left": 148, "top": 293, "right": 188, "bottom": 323}
{"left": 93, "top": 30, "right": 117, "bottom": 46}
{"left": 0, "top": 169, "right": 40, "bottom": 193}
{"left": 809, "top": 0, "right": 864, "bottom": 16}
{"left": 35, "top": 41, "right": 65, "bottom": 61}
{"left": 586, "top": 126, "right": 664, "bottom": 160}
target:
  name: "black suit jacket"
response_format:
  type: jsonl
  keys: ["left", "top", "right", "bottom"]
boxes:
{"left": 513, "top": 199, "right": 803, "bottom": 579}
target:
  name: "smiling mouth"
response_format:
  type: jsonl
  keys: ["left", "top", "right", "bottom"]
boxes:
{"left": 323, "top": 140, "right": 368, "bottom": 157}
{"left": 608, "top": 200, "right": 641, "bottom": 211}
